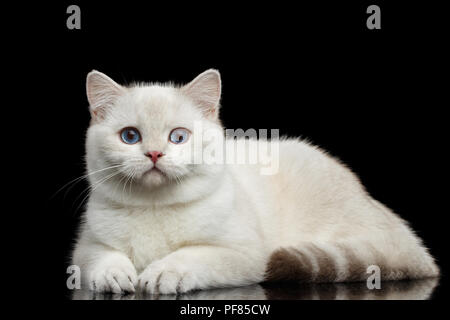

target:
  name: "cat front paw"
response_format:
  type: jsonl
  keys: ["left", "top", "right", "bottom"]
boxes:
{"left": 89, "top": 265, "right": 138, "bottom": 294}
{"left": 138, "top": 260, "right": 200, "bottom": 295}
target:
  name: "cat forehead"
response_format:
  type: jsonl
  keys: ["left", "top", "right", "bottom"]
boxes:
{"left": 112, "top": 85, "right": 200, "bottom": 122}
{"left": 126, "top": 85, "right": 181, "bottom": 106}
{"left": 120, "top": 85, "right": 186, "bottom": 112}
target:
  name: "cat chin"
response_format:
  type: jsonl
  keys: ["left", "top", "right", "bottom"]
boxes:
{"left": 140, "top": 168, "right": 168, "bottom": 187}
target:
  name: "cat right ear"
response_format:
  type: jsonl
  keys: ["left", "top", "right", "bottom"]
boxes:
{"left": 86, "top": 70, "right": 124, "bottom": 122}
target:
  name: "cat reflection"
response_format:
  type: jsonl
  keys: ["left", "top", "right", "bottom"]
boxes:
{"left": 72, "top": 278, "right": 438, "bottom": 300}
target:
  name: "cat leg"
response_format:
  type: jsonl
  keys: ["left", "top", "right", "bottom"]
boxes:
{"left": 137, "top": 245, "right": 266, "bottom": 294}
{"left": 73, "top": 241, "right": 138, "bottom": 293}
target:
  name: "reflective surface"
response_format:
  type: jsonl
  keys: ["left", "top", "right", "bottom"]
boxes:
{"left": 72, "top": 278, "right": 439, "bottom": 300}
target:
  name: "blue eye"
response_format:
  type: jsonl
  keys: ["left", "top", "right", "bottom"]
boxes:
{"left": 169, "top": 128, "right": 190, "bottom": 144}
{"left": 120, "top": 127, "right": 141, "bottom": 144}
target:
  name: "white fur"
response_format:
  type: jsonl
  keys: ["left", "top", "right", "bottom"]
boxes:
{"left": 73, "top": 70, "right": 439, "bottom": 294}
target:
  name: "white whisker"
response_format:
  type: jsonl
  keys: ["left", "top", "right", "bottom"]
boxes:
{"left": 73, "top": 170, "right": 122, "bottom": 215}
{"left": 52, "top": 164, "right": 126, "bottom": 199}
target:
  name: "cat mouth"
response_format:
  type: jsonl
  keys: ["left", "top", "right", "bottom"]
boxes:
{"left": 143, "top": 166, "right": 166, "bottom": 177}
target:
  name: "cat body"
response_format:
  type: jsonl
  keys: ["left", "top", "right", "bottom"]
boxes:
{"left": 72, "top": 70, "right": 438, "bottom": 294}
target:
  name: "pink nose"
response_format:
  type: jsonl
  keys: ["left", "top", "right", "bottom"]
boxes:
{"left": 145, "top": 151, "right": 164, "bottom": 163}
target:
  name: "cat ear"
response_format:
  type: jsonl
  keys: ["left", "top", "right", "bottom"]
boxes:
{"left": 181, "top": 69, "right": 221, "bottom": 120}
{"left": 86, "top": 70, "right": 124, "bottom": 121}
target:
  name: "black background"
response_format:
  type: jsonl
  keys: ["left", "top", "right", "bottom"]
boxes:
{"left": 15, "top": 0, "right": 448, "bottom": 308}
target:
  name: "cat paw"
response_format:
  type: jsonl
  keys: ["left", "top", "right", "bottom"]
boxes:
{"left": 89, "top": 265, "right": 138, "bottom": 294}
{"left": 138, "top": 260, "right": 198, "bottom": 295}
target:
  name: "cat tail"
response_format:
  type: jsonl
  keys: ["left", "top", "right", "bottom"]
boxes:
{"left": 263, "top": 241, "right": 439, "bottom": 284}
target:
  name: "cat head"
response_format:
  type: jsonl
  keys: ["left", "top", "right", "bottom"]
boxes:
{"left": 85, "top": 69, "right": 225, "bottom": 205}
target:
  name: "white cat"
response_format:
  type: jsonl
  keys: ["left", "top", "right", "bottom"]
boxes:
{"left": 72, "top": 69, "right": 439, "bottom": 294}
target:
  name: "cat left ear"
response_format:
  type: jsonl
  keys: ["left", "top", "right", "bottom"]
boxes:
{"left": 86, "top": 70, "right": 124, "bottom": 122}
{"left": 181, "top": 69, "right": 222, "bottom": 120}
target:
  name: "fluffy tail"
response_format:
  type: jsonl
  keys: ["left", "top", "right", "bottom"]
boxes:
{"left": 264, "top": 241, "right": 439, "bottom": 283}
